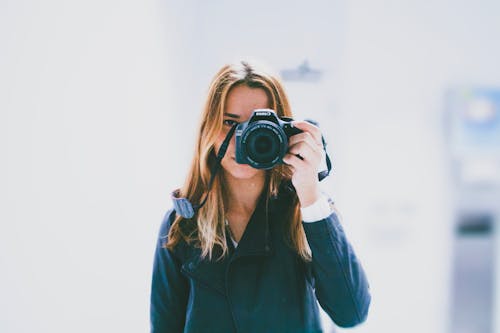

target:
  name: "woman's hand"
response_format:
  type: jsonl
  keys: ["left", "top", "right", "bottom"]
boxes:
{"left": 282, "top": 120, "right": 324, "bottom": 207}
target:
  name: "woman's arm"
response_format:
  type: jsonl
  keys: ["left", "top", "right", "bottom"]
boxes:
{"left": 150, "top": 210, "right": 189, "bottom": 333}
{"left": 282, "top": 120, "right": 371, "bottom": 326}
{"left": 302, "top": 211, "right": 371, "bottom": 327}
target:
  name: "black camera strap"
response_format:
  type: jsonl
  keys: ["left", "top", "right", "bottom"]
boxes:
{"left": 172, "top": 124, "right": 238, "bottom": 218}
{"left": 172, "top": 122, "right": 332, "bottom": 219}
{"left": 318, "top": 134, "right": 332, "bottom": 181}
{"left": 197, "top": 123, "right": 238, "bottom": 209}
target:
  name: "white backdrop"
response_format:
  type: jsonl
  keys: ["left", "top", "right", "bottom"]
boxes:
{"left": 1, "top": 1, "right": 500, "bottom": 332}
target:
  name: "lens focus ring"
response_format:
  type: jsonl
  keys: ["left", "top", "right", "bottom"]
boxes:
{"left": 241, "top": 121, "right": 287, "bottom": 169}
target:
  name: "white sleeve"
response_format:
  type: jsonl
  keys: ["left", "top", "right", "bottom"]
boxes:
{"left": 300, "top": 194, "right": 332, "bottom": 222}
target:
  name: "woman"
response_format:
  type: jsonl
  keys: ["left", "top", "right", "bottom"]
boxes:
{"left": 150, "top": 61, "right": 371, "bottom": 333}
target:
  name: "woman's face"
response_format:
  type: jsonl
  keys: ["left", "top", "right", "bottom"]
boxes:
{"left": 215, "top": 84, "right": 270, "bottom": 181}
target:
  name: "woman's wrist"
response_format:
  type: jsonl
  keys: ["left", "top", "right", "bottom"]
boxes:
{"left": 295, "top": 182, "right": 321, "bottom": 208}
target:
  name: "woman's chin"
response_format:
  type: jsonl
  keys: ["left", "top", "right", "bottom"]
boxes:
{"left": 222, "top": 160, "right": 264, "bottom": 180}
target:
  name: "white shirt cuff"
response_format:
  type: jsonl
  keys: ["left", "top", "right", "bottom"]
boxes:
{"left": 300, "top": 195, "right": 332, "bottom": 222}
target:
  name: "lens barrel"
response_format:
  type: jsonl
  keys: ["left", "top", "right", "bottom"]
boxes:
{"left": 240, "top": 121, "right": 287, "bottom": 169}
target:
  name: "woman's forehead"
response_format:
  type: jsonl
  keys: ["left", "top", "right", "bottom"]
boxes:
{"left": 224, "top": 85, "right": 270, "bottom": 119}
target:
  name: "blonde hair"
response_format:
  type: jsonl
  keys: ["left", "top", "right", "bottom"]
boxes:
{"left": 166, "top": 60, "right": 311, "bottom": 261}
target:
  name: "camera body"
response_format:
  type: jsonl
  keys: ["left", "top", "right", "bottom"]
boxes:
{"left": 235, "top": 109, "right": 302, "bottom": 169}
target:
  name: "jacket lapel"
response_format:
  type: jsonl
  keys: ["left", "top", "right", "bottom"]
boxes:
{"left": 180, "top": 191, "right": 276, "bottom": 295}
{"left": 230, "top": 191, "right": 274, "bottom": 260}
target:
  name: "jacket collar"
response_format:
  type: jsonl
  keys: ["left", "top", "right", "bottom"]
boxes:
{"left": 230, "top": 190, "right": 273, "bottom": 259}
{"left": 180, "top": 189, "right": 289, "bottom": 296}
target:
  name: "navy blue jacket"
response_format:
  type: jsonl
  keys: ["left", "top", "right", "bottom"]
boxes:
{"left": 150, "top": 192, "right": 371, "bottom": 332}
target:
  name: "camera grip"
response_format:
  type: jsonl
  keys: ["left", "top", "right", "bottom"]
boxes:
{"left": 284, "top": 124, "right": 303, "bottom": 137}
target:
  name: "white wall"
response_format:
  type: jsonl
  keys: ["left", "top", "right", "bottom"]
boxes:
{"left": 1, "top": 1, "right": 499, "bottom": 332}
{"left": 1, "top": 1, "right": 178, "bottom": 331}
{"left": 336, "top": 1, "right": 500, "bottom": 332}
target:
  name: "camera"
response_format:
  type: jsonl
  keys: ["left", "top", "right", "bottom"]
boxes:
{"left": 235, "top": 109, "right": 302, "bottom": 169}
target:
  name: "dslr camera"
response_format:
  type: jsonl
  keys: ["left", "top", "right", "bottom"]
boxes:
{"left": 235, "top": 109, "right": 302, "bottom": 169}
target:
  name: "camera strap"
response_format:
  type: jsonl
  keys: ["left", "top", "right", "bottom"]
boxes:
{"left": 318, "top": 134, "right": 332, "bottom": 181}
{"left": 171, "top": 122, "right": 332, "bottom": 219}
{"left": 171, "top": 123, "right": 238, "bottom": 218}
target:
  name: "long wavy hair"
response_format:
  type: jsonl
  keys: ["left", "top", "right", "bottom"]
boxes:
{"left": 165, "top": 60, "right": 311, "bottom": 261}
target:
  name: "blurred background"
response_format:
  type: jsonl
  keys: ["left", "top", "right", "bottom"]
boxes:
{"left": 1, "top": 0, "right": 499, "bottom": 332}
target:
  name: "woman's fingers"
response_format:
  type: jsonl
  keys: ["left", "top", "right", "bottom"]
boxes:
{"left": 291, "top": 121, "right": 323, "bottom": 146}
{"left": 288, "top": 141, "right": 321, "bottom": 165}
{"left": 288, "top": 132, "right": 322, "bottom": 153}
{"left": 282, "top": 152, "right": 306, "bottom": 169}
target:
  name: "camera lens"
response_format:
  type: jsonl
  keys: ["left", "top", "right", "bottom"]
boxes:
{"left": 241, "top": 122, "right": 287, "bottom": 169}
{"left": 247, "top": 130, "right": 280, "bottom": 163}
{"left": 255, "top": 136, "right": 272, "bottom": 154}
